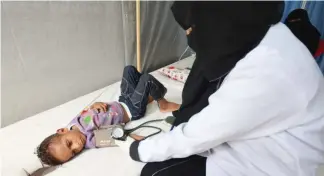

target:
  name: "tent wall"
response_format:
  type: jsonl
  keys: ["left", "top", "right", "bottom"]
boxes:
{"left": 305, "top": 1, "right": 324, "bottom": 73}
{"left": 121, "top": 1, "right": 189, "bottom": 72}
{"left": 1, "top": 2, "right": 127, "bottom": 127}
{"left": 1, "top": 1, "right": 188, "bottom": 127}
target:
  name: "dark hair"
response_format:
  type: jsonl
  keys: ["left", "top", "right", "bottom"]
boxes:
{"left": 23, "top": 134, "right": 61, "bottom": 176}
{"left": 36, "top": 134, "right": 63, "bottom": 166}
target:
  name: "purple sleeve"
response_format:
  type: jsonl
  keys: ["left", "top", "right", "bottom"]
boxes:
{"left": 85, "top": 133, "right": 96, "bottom": 149}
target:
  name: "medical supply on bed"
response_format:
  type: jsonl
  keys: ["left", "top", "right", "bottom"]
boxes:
{"left": 158, "top": 66, "right": 190, "bottom": 83}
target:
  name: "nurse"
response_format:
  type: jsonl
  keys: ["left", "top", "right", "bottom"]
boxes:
{"left": 170, "top": 1, "right": 284, "bottom": 127}
{"left": 129, "top": 2, "right": 324, "bottom": 176}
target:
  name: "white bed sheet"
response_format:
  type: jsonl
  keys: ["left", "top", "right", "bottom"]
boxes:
{"left": 2, "top": 54, "right": 323, "bottom": 176}
{"left": 0, "top": 56, "right": 195, "bottom": 176}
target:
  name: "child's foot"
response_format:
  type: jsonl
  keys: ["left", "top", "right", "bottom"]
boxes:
{"left": 158, "top": 98, "right": 180, "bottom": 113}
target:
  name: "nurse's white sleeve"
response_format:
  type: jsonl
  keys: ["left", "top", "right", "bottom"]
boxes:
{"left": 129, "top": 70, "right": 303, "bottom": 162}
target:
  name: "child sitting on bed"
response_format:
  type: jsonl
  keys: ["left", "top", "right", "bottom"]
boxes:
{"left": 35, "top": 65, "right": 180, "bottom": 167}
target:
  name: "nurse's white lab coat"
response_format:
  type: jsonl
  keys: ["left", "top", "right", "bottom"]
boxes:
{"left": 130, "top": 23, "right": 324, "bottom": 176}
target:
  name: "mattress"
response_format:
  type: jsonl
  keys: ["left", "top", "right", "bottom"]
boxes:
{"left": 0, "top": 55, "right": 196, "bottom": 176}
{"left": 2, "top": 54, "right": 324, "bottom": 176}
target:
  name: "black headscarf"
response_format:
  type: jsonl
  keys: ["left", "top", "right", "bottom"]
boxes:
{"left": 171, "top": 1, "right": 284, "bottom": 125}
{"left": 172, "top": 1, "right": 284, "bottom": 80}
{"left": 284, "top": 9, "right": 320, "bottom": 55}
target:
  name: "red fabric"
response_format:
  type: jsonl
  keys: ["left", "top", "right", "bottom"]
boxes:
{"left": 315, "top": 40, "right": 324, "bottom": 58}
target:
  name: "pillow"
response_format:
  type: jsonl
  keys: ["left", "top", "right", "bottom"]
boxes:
{"left": 158, "top": 66, "right": 191, "bottom": 83}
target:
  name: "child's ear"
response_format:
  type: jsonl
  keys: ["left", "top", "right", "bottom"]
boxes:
{"left": 56, "top": 128, "right": 69, "bottom": 134}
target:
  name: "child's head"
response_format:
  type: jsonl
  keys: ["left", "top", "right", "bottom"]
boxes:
{"left": 37, "top": 128, "right": 86, "bottom": 166}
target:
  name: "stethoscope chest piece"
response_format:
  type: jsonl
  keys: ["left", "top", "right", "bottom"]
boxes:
{"left": 111, "top": 125, "right": 128, "bottom": 141}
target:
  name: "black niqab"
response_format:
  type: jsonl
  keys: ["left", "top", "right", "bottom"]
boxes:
{"left": 171, "top": 1, "right": 284, "bottom": 125}
{"left": 284, "top": 9, "right": 320, "bottom": 55}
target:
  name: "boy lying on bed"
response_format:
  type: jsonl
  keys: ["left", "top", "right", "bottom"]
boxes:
{"left": 36, "top": 65, "right": 180, "bottom": 167}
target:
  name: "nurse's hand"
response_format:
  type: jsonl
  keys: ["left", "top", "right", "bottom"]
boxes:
{"left": 130, "top": 134, "right": 145, "bottom": 141}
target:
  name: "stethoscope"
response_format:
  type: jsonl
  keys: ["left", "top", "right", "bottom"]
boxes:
{"left": 111, "top": 119, "right": 165, "bottom": 141}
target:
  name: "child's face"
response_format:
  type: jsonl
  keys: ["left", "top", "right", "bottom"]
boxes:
{"left": 49, "top": 128, "right": 86, "bottom": 163}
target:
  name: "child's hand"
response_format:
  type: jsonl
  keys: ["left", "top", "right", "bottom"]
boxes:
{"left": 90, "top": 102, "right": 108, "bottom": 113}
{"left": 130, "top": 134, "right": 145, "bottom": 141}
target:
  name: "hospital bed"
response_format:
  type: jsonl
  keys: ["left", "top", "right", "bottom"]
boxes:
{"left": 1, "top": 54, "right": 323, "bottom": 176}
{"left": 0, "top": 55, "right": 195, "bottom": 176}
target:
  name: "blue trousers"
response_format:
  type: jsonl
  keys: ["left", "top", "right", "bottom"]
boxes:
{"left": 119, "top": 66, "right": 167, "bottom": 120}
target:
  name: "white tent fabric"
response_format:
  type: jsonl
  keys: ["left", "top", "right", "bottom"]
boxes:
{"left": 0, "top": 55, "right": 195, "bottom": 176}
{"left": 1, "top": 1, "right": 189, "bottom": 127}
